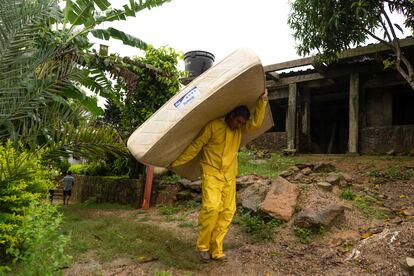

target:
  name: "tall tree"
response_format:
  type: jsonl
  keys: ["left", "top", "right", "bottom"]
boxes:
{"left": 288, "top": 0, "right": 414, "bottom": 89}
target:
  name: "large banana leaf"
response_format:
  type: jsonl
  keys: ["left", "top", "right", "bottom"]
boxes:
{"left": 91, "top": 27, "right": 148, "bottom": 50}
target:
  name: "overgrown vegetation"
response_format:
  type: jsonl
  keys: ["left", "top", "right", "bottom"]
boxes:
{"left": 62, "top": 208, "right": 201, "bottom": 271}
{"left": 340, "top": 187, "right": 389, "bottom": 219}
{"left": 0, "top": 0, "right": 185, "bottom": 272}
{"left": 238, "top": 149, "right": 294, "bottom": 177}
{"left": 353, "top": 195, "right": 389, "bottom": 220}
{"left": 293, "top": 225, "right": 326, "bottom": 244}
{"left": 157, "top": 204, "right": 182, "bottom": 217}
{"left": 289, "top": 0, "right": 414, "bottom": 89}
{"left": 71, "top": 199, "right": 134, "bottom": 210}
{"left": 0, "top": 141, "right": 70, "bottom": 273}
{"left": 10, "top": 204, "right": 71, "bottom": 275}
{"left": 369, "top": 167, "right": 414, "bottom": 183}
{"left": 340, "top": 187, "right": 356, "bottom": 200}
{"left": 100, "top": 46, "right": 184, "bottom": 178}
{"left": 68, "top": 163, "right": 109, "bottom": 176}
{"left": 233, "top": 208, "right": 282, "bottom": 243}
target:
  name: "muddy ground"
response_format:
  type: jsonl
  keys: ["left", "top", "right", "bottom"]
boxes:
{"left": 64, "top": 155, "right": 414, "bottom": 276}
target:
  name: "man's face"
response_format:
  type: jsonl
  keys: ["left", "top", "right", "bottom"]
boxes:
{"left": 228, "top": 115, "right": 247, "bottom": 130}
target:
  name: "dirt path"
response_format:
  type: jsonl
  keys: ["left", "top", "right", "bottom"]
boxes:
{"left": 64, "top": 155, "right": 414, "bottom": 276}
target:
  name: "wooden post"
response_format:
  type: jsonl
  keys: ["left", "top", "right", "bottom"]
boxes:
{"left": 349, "top": 73, "right": 359, "bottom": 153}
{"left": 142, "top": 165, "right": 154, "bottom": 209}
{"left": 287, "top": 83, "right": 297, "bottom": 150}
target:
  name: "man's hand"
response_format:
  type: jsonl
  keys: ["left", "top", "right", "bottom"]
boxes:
{"left": 260, "top": 89, "right": 268, "bottom": 100}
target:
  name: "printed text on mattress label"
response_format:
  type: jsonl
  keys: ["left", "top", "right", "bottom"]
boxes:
{"left": 174, "top": 86, "right": 200, "bottom": 110}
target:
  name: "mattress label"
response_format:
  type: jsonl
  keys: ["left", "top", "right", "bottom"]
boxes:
{"left": 174, "top": 86, "right": 200, "bottom": 110}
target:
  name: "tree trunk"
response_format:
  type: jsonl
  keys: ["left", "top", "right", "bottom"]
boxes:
{"left": 395, "top": 54, "right": 414, "bottom": 90}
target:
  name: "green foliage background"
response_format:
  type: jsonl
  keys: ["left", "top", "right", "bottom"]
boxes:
{"left": 0, "top": 141, "right": 67, "bottom": 271}
{"left": 103, "top": 46, "right": 184, "bottom": 138}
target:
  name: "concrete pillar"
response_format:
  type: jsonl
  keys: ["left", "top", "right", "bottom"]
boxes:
{"left": 288, "top": 83, "right": 297, "bottom": 150}
{"left": 349, "top": 73, "right": 359, "bottom": 153}
{"left": 302, "top": 88, "right": 311, "bottom": 152}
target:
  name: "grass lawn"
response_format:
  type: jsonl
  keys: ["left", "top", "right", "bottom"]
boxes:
{"left": 238, "top": 148, "right": 296, "bottom": 177}
{"left": 61, "top": 205, "right": 201, "bottom": 272}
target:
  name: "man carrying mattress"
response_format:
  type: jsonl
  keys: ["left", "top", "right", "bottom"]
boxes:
{"left": 170, "top": 89, "right": 268, "bottom": 262}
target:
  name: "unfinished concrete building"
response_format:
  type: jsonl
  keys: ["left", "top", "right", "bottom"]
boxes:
{"left": 253, "top": 37, "right": 414, "bottom": 155}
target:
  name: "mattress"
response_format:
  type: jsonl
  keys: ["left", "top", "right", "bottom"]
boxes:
{"left": 127, "top": 48, "right": 274, "bottom": 180}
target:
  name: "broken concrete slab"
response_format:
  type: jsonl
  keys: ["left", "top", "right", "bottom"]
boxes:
{"left": 260, "top": 177, "right": 300, "bottom": 221}
{"left": 294, "top": 204, "right": 345, "bottom": 228}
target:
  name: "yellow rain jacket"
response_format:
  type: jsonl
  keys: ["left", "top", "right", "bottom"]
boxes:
{"left": 171, "top": 98, "right": 267, "bottom": 259}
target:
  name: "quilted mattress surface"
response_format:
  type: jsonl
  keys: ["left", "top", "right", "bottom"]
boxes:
{"left": 127, "top": 48, "right": 274, "bottom": 180}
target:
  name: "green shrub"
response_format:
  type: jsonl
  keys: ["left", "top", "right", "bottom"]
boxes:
{"left": 353, "top": 195, "right": 389, "bottom": 219}
{"left": 11, "top": 203, "right": 71, "bottom": 275}
{"left": 0, "top": 141, "right": 70, "bottom": 274}
{"left": 368, "top": 169, "right": 384, "bottom": 178}
{"left": 293, "top": 225, "right": 326, "bottom": 244}
{"left": 68, "top": 163, "right": 109, "bottom": 176}
{"left": 369, "top": 167, "right": 414, "bottom": 181}
{"left": 340, "top": 188, "right": 356, "bottom": 200}
{"left": 386, "top": 167, "right": 414, "bottom": 180}
{"left": 185, "top": 200, "right": 200, "bottom": 210}
{"left": 157, "top": 204, "right": 181, "bottom": 217}
{"left": 0, "top": 141, "right": 54, "bottom": 264}
{"left": 111, "top": 156, "right": 131, "bottom": 176}
{"left": 293, "top": 227, "right": 313, "bottom": 244}
{"left": 233, "top": 208, "right": 281, "bottom": 242}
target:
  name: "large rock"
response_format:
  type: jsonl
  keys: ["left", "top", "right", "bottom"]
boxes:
{"left": 295, "top": 163, "right": 315, "bottom": 170}
{"left": 301, "top": 167, "right": 312, "bottom": 175}
{"left": 279, "top": 170, "right": 293, "bottom": 178}
{"left": 325, "top": 173, "right": 340, "bottom": 185}
{"left": 180, "top": 179, "right": 202, "bottom": 191}
{"left": 260, "top": 177, "right": 300, "bottom": 221}
{"left": 340, "top": 172, "right": 354, "bottom": 182}
{"left": 294, "top": 173, "right": 305, "bottom": 181}
{"left": 294, "top": 204, "right": 345, "bottom": 228}
{"left": 236, "top": 174, "right": 261, "bottom": 190}
{"left": 317, "top": 182, "right": 333, "bottom": 191}
{"left": 237, "top": 180, "right": 271, "bottom": 212}
{"left": 407, "top": 257, "right": 414, "bottom": 268}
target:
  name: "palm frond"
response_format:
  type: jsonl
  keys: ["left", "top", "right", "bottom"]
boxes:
{"left": 45, "top": 120, "right": 127, "bottom": 161}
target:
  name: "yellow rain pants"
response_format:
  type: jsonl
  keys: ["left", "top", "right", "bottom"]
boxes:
{"left": 171, "top": 99, "right": 267, "bottom": 259}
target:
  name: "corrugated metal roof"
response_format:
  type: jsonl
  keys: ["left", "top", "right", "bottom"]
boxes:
{"left": 265, "top": 36, "right": 414, "bottom": 78}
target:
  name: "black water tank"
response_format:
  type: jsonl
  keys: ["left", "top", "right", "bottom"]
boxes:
{"left": 184, "top": 50, "right": 215, "bottom": 77}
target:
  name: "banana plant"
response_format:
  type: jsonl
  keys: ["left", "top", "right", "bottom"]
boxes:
{"left": 41, "top": 0, "right": 172, "bottom": 114}
{"left": 0, "top": 0, "right": 169, "bottom": 160}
